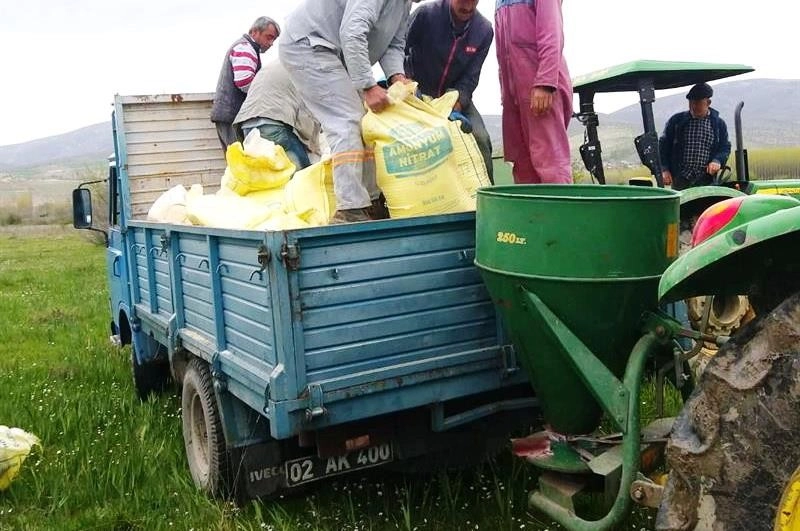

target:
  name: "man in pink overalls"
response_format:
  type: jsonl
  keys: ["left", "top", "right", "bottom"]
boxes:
{"left": 495, "top": 0, "right": 573, "bottom": 184}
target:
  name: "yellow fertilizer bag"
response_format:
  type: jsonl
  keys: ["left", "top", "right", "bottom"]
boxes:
{"left": 447, "top": 121, "right": 491, "bottom": 198}
{"left": 421, "top": 90, "right": 490, "bottom": 192}
{"left": 0, "top": 426, "right": 40, "bottom": 491}
{"left": 283, "top": 158, "right": 337, "bottom": 226}
{"left": 147, "top": 184, "right": 190, "bottom": 224}
{"left": 224, "top": 129, "right": 296, "bottom": 195}
{"left": 185, "top": 161, "right": 335, "bottom": 230}
{"left": 244, "top": 188, "right": 285, "bottom": 210}
{"left": 186, "top": 191, "right": 279, "bottom": 229}
{"left": 362, "top": 83, "right": 487, "bottom": 218}
{"left": 253, "top": 210, "right": 313, "bottom": 231}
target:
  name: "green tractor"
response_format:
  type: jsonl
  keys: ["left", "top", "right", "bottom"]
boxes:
{"left": 474, "top": 62, "right": 800, "bottom": 530}
{"left": 573, "top": 59, "right": 800, "bottom": 375}
{"left": 573, "top": 59, "right": 800, "bottom": 216}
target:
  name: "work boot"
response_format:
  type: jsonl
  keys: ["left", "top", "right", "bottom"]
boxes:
{"left": 330, "top": 208, "right": 372, "bottom": 224}
{"left": 367, "top": 193, "right": 390, "bottom": 220}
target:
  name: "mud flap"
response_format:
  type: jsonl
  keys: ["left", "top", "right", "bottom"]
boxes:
{"left": 229, "top": 440, "right": 286, "bottom": 501}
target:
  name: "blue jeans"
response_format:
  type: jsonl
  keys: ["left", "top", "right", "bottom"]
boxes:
{"left": 242, "top": 122, "right": 311, "bottom": 171}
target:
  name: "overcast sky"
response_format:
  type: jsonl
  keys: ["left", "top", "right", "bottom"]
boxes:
{"left": 0, "top": 0, "right": 797, "bottom": 146}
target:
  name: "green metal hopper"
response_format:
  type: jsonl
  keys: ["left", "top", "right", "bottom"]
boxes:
{"left": 476, "top": 185, "right": 680, "bottom": 434}
{"left": 475, "top": 184, "right": 681, "bottom": 529}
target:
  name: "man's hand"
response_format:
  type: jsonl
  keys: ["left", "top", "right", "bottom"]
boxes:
{"left": 707, "top": 161, "right": 721, "bottom": 175}
{"left": 662, "top": 170, "right": 673, "bottom": 186}
{"left": 452, "top": 101, "right": 462, "bottom": 112}
{"left": 388, "top": 74, "right": 411, "bottom": 86}
{"left": 531, "top": 86, "right": 554, "bottom": 115}
{"left": 364, "top": 85, "right": 390, "bottom": 113}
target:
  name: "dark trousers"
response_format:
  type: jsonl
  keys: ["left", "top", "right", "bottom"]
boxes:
{"left": 461, "top": 102, "right": 494, "bottom": 183}
{"left": 214, "top": 122, "right": 242, "bottom": 152}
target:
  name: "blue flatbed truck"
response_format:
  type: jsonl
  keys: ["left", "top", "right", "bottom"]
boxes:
{"left": 72, "top": 93, "right": 536, "bottom": 500}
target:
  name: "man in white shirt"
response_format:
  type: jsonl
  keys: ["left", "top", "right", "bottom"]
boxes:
{"left": 279, "top": 0, "right": 421, "bottom": 223}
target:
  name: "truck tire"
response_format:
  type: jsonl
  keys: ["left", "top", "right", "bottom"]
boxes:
{"left": 182, "top": 358, "right": 230, "bottom": 497}
{"left": 130, "top": 330, "right": 171, "bottom": 401}
{"left": 656, "top": 291, "right": 800, "bottom": 530}
{"left": 131, "top": 345, "right": 171, "bottom": 401}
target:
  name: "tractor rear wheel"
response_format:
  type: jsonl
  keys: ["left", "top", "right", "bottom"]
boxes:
{"left": 656, "top": 291, "right": 800, "bottom": 530}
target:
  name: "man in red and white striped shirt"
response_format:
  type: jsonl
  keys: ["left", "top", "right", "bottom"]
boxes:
{"left": 211, "top": 17, "right": 280, "bottom": 150}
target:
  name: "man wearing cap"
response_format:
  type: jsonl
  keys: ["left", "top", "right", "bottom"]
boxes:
{"left": 659, "top": 82, "right": 731, "bottom": 190}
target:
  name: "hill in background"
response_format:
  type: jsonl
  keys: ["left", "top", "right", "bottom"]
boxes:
{"left": 0, "top": 122, "right": 112, "bottom": 174}
{"left": 602, "top": 78, "right": 800, "bottom": 146}
{"left": 484, "top": 78, "right": 800, "bottom": 166}
{"left": 0, "top": 78, "right": 798, "bottom": 176}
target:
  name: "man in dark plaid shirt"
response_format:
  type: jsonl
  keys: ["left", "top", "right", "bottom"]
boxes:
{"left": 659, "top": 83, "right": 731, "bottom": 190}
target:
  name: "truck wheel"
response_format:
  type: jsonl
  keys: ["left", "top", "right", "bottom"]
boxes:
{"left": 131, "top": 346, "right": 171, "bottom": 401}
{"left": 656, "top": 291, "right": 800, "bottom": 530}
{"left": 182, "top": 358, "right": 230, "bottom": 497}
{"left": 130, "top": 330, "right": 171, "bottom": 401}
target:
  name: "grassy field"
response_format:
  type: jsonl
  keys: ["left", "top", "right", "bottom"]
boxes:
{"left": 0, "top": 230, "right": 670, "bottom": 530}
{"left": 0, "top": 163, "right": 104, "bottom": 226}
{"left": 585, "top": 146, "right": 800, "bottom": 185}
{"left": 747, "top": 147, "right": 800, "bottom": 180}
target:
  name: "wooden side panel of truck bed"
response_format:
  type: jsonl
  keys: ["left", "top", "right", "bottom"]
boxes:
{"left": 114, "top": 93, "right": 224, "bottom": 220}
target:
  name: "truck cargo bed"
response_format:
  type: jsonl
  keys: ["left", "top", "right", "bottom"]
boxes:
{"left": 128, "top": 213, "right": 527, "bottom": 439}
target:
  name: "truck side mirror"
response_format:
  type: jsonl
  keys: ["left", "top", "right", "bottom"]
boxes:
{"left": 72, "top": 188, "right": 93, "bottom": 229}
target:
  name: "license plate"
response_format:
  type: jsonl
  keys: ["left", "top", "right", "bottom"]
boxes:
{"left": 284, "top": 443, "right": 393, "bottom": 487}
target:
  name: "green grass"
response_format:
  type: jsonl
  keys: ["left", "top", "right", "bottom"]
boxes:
{"left": 0, "top": 230, "right": 670, "bottom": 530}
{"left": 581, "top": 146, "right": 800, "bottom": 185}
{"left": 747, "top": 147, "right": 800, "bottom": 180}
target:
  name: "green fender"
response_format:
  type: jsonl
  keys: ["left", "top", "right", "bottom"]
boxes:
{"left": 678, "top": 185, "right": 747, "bottom": 222}
{"left": 659, "top": 195, "right": 800, "bottom": 303}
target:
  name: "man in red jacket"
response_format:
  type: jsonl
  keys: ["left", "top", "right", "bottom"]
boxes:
{"left": 495, "top": 0, "right": 573, "bottom": 184}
